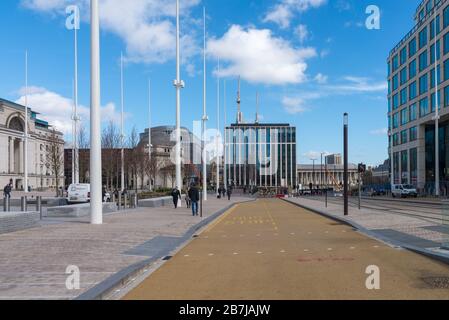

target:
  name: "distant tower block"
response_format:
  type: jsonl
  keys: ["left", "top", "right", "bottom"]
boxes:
{"left": 236, "top": 76, "right": 244, "bottom": 124}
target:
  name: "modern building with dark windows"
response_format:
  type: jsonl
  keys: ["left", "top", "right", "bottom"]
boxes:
{"left": 224, "top": 84, "right": 297, "bottom": 189}
{"left": 388, "top": 0, "right": 449, "bottom": 194}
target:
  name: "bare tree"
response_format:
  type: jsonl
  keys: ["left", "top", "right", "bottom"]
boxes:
{"left": 46, "top": 128, "right": 64, "bottom": 197}
{"left": 127, "top": 127, "right": 140, "bottom": 191}
{"left": 102, "top": 121, "right": 121, "bottom": 190}
{"left": 78, "top": 124, "right": 90, "bottom": 183}
{"left": 144, "top": 153, "right": 160, "bottom": 191}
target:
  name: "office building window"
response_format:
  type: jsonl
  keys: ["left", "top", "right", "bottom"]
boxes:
{"left": 409, "top": 59, "right": 417, "bottom": 78}
{"left": 400, "top": 67, "right": 408, "bottom": 85}
{"left": 419, "top": 74, "right": 428, "bottom": 94}
{"left": 431, "top": 91, "right": 441, "bottom": 112}
{"left": 393, "top": 133, "right": 399, "bottom": 147}
{"left": 393, "top": 113, "right": 399, "bottom": 129}
{"left": 409, "top": 103, "right": 417, "bottom": 121}
{"left": 419, "top": 27, "right": 428, "bottom": 49}
{"left": 430, "top": 15, "right": 441, "bottom": 38}
{"left": 400, "top": 47, "right": 407, "bottom": 65}
{"left": 392, "top": 74, "right": 399, "bottom": 91}
{"left": 400, "top": 88, "right": 407, "bottom": 105}
{"left": 401, "top": 150, "right": 409, "bottom": 184}
{"left": 392, "top": 55, "right": 399, "bottom": 72}
{"left": 444, "top": 5, "right": 449, "bottom": 28}
{"left": 401, "top": 108, "right": 409, "bottom": 125}
{"left": 430, "top": 66, "right": 441, "bottom": 88}
{"left": 419, "top": 51, "right": 428, "bottom": 71}
{"left": 410, "top": 127, "right": 418, "bottom": 141}
{"left": 445, "top": 85, "right": 449, "bottom": 107}
{"left": 393, "top": 94, "right": 399, "bottom": 110}
{"left": 444, "top": 31, "right": 449, "bottom": 54}
{"left": 430, "top": 40, "right": 440, "bottom": 64}
{"left": 409, "top": 38, "right": 417, "bottom": 57}
{"left": 410, "top": 148, "right": 417, "bottom": 185}
{"left": 420, "top": 97, "right": 430, "bottom": 117}
{"left": 401, "top": 130, "right": 408, "bottom": 144}
{"left": 409, "top": 81, "right": 417, "bottom": 100}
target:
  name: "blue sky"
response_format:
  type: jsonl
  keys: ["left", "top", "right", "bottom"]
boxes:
{"left": 0, "top": 0, "right": 420, "bottom": 165}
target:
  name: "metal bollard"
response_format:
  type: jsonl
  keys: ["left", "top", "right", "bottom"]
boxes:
{"left": 118, "top": 194, "right": 122, "bottom": 211}
{"left": 124, "top": 194, "right": 128, "bottom": 209}
{"left": 3, "top": 197, "right": 10, "bottom": 212}
{"left": 36, "top": 196, "right": 43, "bottom": 220}
{"left": 21, "top": 196, "right": 28, "bottom": 212}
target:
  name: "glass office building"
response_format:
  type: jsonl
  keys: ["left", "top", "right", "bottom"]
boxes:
{"left": 387, "top": 0, "right": 449, "bottom": 194}
{"left": 225, "top": 123, "right": 297, "bottom": 188}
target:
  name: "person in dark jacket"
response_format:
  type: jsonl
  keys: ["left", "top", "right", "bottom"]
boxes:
{"left": 172, "top": 187, "right": 181, "bottom": 209}
{"left": 3, "top": 183, "right": 12, "bottom": 199}
{"left": 227, "top": 186, "right": 233, "bottom": 201}
{"left": 188, "top": 184, "right": 200, "bottom": 216}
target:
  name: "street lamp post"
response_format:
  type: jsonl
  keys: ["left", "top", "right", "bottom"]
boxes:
{"left": 90, "top": 0, "right": 102, "bottom": 224}
{"left": 344, "top": 113, "right": 349, "bottom": 216}
{"left": 433, "top": 13, "right": 441, "bottom": 197}
{"left": 120, "top": 52, "right": 125, "bottom": 192}
{"left": 24, "top": 51, "right": 29, "bottom": 193}
{"left": 148, "top": 79, "right": 153, "bottom": 191}
{"left": 310, "top": 158, "right": 317, "bottom": 192}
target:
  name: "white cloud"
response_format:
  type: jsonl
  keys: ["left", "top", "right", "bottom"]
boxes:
{"left": 263, "top": 0, "right": 327, "bottom": 29}
{"left": 21, "top": 0, "right": 201, "bottom": 64}
{"left": 15, "top": 86, "right": 123, "bottom": 136}
{"left": 330, "top": 76, "right": 388, "bottom": 93}
{"left": 282, "top": 96, "right": 307, "bottom": 114}
{"left": 303, "top": 150, "right": 330, "bottom": 160}
{"left": 370, "top": 128, "right": 388, "bottom": 136}
{"left": 314, "top": 73, "right": 328, "bottom": 84}
{"left": 207, "top": 25, "right": 317, "bottom": 85}
{"left": 294, "top": 24, "right": 309, "bottom": 43}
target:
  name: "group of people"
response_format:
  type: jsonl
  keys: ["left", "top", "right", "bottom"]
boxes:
{"left": 170, "top": 185, "right": 200, "bottom": 216}
{"left": 217, "top": 186, "right": 233, "bottom": 200}
{"left": 171, "top": 184, "right": 233, "bottom": 216}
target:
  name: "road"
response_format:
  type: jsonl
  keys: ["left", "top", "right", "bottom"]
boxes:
{"left": 123, "top": 199, "right": 449, "bottom": 300}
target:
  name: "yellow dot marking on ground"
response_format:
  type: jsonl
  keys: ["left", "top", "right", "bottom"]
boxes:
{"left": 205, "top": 205, "right": 239, "bottom": 233}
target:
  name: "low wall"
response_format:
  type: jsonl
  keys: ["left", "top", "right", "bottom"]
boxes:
{"left": 139, "top": 195, "right": 185, "bottom": 208}
{"left": 8, "top": 197, "right": 68, "bottom": 207}
{"left": 46, "top": 202, "right": 117, "bottom": 218}
{"left": 0, "top": 212, "right": 40, "bottom": 234}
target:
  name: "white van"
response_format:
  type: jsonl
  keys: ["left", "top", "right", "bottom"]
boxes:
{"left": 67, "top": 184, "right": 90, "bottom": 204}
{"left": 392, "top": 184, "right": 418, "bottom": 198}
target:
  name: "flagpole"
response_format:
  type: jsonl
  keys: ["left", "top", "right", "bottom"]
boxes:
{"left": 74, "top": 19, "right": 79, "bottom": 184}
{"left": 148, "top": 79, "right": 152, "bottom": 191}
{"left": 216, "top": 57, "right": 220, "bottom": 196}
{"left": 223, "top": 79, "right": 227, "bottom": 191}
{"left": 202, "top": 6, "right": 208, "bottom": 201}
{"left": 120, "top": 52, "right": 125, "bottom": 192}
{"left": 174, "top": 0, "right": 184, "bottom": 193}
{"left": 90, "top": 0, "right": 102, "bottom": 224}
{"left": 24, "top": 51, "right": 29, "bottom": 193}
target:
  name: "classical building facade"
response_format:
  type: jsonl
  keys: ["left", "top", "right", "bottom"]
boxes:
{"left": 388, "top": 0, "right": 449, "bottom": 193}
{"left": 296, "top": 164, "right": 358, "bottom": 190}
{"left": 0, "top": 98, "right": 64, "bottom": 190}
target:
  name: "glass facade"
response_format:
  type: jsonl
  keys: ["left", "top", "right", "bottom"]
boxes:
{"left": 425, "top": 121, "right": 449, "bottom": 191}
{"left": 225, "top": 124, "right": 297, "bottom": 188}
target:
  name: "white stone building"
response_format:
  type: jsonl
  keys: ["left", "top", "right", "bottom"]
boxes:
{"left": 0, "top": 98, "right": 64, "bottom": 191}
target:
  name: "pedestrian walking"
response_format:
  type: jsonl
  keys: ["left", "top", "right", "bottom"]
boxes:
{"left": 172, "top": 187, "right": 181, "bottom": 209}
{"left": 3, "top": 183, "right": 12, "bottom": 199}
{"left": 185, "top": 187, "right": 191, "bottom": 209}
{"left": 227, "top": 186, "right": 233, "bottom": 201}
{"left": 188, "top": 184, "right": 200, "bottom": 216}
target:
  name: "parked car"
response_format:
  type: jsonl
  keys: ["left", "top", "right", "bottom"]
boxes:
{"left": 392, "top": 184, "right": 418, "bottom": 198}
{"left": 67, "top": 184, "right": 90, "bottom": 204}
